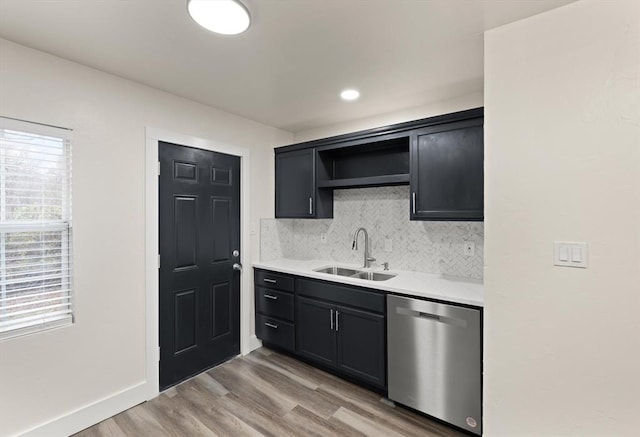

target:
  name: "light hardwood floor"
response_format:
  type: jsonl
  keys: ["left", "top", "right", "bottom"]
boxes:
{"left": 74, "top": 348, "right": 464, "bottom": 437}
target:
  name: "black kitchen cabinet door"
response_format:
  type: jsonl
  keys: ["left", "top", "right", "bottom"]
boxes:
{"left": 410, "top": 118, "right": 484, "bottom": 221}
{"left": 336, "top": 305, "right": 386, "bottom": 388}
{"left": 275, "top": 149, "right": 333, "bottom": 218}
{"left": 296, "top": 297, "right": 337, "bottom": 368}
{"left": 275, "top": 149, "right": 315, "bottom": 218}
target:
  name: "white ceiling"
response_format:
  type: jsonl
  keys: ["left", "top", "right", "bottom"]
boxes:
{"left": 0, "top": 0, "right": 575, "bottom": 133}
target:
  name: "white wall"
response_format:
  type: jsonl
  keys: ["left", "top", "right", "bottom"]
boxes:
{"left": 484, "top": 1, "right": 640, "bottom": 435}
{"left": 293, "top": 92, "right": 483, "bottom": 142}
{"left": 0, "top": 39, "right": 293, "bottom": 436}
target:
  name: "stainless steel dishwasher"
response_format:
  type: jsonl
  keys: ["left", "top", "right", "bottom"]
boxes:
{"left": 387, "top": 295, "right": 482, "bottom": 435}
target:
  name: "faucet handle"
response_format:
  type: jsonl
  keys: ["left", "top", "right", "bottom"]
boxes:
{"left": 382, "top": 262, "right": 389, "bottom": 271}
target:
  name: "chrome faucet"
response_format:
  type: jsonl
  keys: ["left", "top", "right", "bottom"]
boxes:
{"left": 352, "top": 227, "right": 376, "bottom": 268}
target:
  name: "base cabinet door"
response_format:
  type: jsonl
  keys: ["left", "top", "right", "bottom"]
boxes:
{"left": 296, "top": 297, "right": 337, "bottom": 368}
{"left": 336, "top": 305, "right": 386, "bottom": 388}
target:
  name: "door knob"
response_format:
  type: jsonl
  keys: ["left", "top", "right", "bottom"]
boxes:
{"left": 232, "top": 263, "right": 243, "bottom": 271}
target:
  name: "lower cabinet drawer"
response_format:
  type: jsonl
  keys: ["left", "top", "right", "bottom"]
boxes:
{"left": 256, "top": 287, "right": 294, "bottom": 321}
{"left": 296, "top": 278, "right": 385, "bottom": 314}
{"left": 255, "top": 269, "right": 294, "bottom": 292}
{"left": 256, "top": 315, "right": 294, "bottom": 352}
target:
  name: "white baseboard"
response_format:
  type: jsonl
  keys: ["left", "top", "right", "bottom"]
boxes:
{"left": 19, "top": 335, "right": 260, "bottom": 436}
{"left": 20, "top": 381, "right": 149, "bottom": 437}
{"left": 243, "top": 334, "right": 262, "bottom": 355}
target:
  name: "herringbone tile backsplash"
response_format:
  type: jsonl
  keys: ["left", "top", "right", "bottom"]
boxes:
{"left": 261, "top": 186, "right": 483, "bottom": 279}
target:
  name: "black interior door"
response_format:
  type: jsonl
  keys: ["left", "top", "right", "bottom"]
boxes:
{"left": 159, "top": 141, "right": 241, "bottom": 389}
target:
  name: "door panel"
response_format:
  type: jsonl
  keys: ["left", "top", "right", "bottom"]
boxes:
{"left": 174, "top": 161, "right": 197, "bottom": 181}
{"left": 211, "top": 167, "right": 231, "bottom": 185}
{"left": 174, "top": 196, "right": 198, "bottom": 269}
{"left": 174, "top": 288, "right": 197, "bottom": 354}
{"left": 211, "top": 197, "right": 231, "bottom": 262}
{"left": 159, "top": 141, "right": 241, "bottom": 389}
{"left": 296, "top": 297, "right": 336, "bottom": 368}
{"left": 210, "top": 281, "right": 230, "bottom": 339}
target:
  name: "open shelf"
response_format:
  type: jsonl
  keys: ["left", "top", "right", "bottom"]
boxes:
{"left": 317, "top": 173, "right": 409, "bottom": 189}
{"left": 316, "top": 136, "right": 410, "bottom": 189}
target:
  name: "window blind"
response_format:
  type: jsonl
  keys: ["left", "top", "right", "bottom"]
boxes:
{"left": 0, "top": 117, "right": 73, "bottom": 340}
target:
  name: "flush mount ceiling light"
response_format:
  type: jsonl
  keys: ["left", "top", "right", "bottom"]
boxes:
{"left": 340, "top": 89, "right": 360, "bottom": 101}
{"left": 187, "top": 0, "right": 251, "bottom": 35}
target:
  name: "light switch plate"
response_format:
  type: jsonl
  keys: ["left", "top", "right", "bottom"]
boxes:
{"left": 554, "top": 241, "right": 588, "bottom": 268}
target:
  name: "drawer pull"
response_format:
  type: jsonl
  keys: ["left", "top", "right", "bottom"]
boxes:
{"left": 263, "top": 278, "right": 277, "bottom": 284}
{"left": 263, "top": 294, "right": 278, "bottom": 300}
{"left": 265, "top": 322, "right": 279, "bottom": 329}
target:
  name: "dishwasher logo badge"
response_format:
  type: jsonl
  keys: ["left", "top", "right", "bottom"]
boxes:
{"left": 466, "top": 417, "right": 478, "bottom": 428}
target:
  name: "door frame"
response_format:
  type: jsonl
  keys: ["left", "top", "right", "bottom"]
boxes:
{"left": 144, "top": 127, "right": 255, "bottom": 400}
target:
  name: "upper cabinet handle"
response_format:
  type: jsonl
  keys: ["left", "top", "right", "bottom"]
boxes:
{"left": 309, "top": 197, "right": 313, "bottom": 215}
{"left": 263, "top": 278, "right": 277, "bottom": 284}
{"left": 412, "top": 192, "right": 416, "bottom": 214}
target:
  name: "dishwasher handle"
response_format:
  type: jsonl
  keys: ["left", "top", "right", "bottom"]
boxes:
{"left": 396, "top": 306, "right": 468, "bottom": 328}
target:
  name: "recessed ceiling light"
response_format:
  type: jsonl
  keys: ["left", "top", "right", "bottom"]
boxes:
{"left": 340, "top": 89, "right": 360, "bottom": 101}
{"left": 187, "top": 0, "right": 251, "bottom": 35}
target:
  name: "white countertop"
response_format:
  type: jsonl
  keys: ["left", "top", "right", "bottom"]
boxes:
{"left": 252, "top": 258, "right": 483, "bottom": 307}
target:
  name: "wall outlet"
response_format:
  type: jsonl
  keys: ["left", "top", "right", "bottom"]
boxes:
{"left": 320, "top": 235, "right": 327, "bottom": 244}
{"left": 463, "top": 242, "right": 475, "bottom": 256}
{"left": 384, "top": 239, "right": 393, "bottom": 252}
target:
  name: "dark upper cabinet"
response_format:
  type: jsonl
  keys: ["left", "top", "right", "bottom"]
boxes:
{"left": 296, "top": 296, "right": 337, "bottom": 367}
{"left": 275, "top": 107, "right": 483, "bottom": 221}
{"left": 410, "top": 117, "right": 484, "bottom": 221}
{"left": 275, "top": 149, "right": 332, "bottom": 218}
{"left": 275, "top": 149, "right": 314, "bottom": 218}
{"left": 335, "top": 305, "right": 385, "bottom": 388}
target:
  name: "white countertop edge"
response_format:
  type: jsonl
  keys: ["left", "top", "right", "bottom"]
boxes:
{"left": 252, "top": 259, "right": 484, "bottom": 308}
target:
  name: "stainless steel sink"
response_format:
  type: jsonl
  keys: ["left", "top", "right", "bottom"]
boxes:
{"left": 314, "top": 266, "right": 396, "bottom": 281}
{"left": 314, "top": 266, "right": 360, "bottom": 276}
{"left": 351, "top": 271, "right": 397, "bottom": 281}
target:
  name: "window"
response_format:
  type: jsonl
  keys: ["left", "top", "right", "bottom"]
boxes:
{"left": 0, "top": 117, "right": 73, "bottom": 340}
